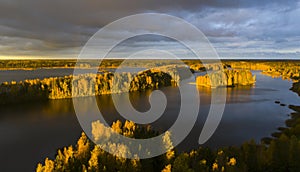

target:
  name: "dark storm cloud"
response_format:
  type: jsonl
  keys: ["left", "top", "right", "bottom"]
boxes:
{"left": 0, "top": 0, "right": 299, "bottom": 58}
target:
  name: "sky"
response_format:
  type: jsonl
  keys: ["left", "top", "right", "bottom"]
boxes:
{"left": 0, "top": 0, "right": 299, "bottom": 59}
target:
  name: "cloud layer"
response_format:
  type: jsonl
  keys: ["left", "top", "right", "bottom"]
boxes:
{"left": 0, "top": 0, "right": 299, "bottom": 59}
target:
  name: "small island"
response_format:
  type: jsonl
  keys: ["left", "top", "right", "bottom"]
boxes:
{"left": 196, "top": 69, "right": 256, "bottom": 88}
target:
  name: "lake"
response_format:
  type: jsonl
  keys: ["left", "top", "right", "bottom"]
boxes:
{"left": 0, "top": 70, "right": 299, "bottom": 171}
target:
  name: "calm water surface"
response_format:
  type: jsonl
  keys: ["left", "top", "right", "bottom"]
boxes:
{"left": 0, "top": 70, "right": 299, "bottom": 171}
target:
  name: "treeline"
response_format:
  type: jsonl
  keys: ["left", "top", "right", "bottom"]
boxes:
{"left": 36, "top": 120, "right": 240, "bottom": 172}
{"left": 0, "top": 60, "right": 76, "bottom": 69}
{"left": 224, "top": 61, "right": 271, "bottom": 70}
{"left": 0, "top": 59, "right": 121, "bottom": 69}
{"left": 36, "top": 104, "right": 300, "bottom": 172}
{"left": 261, "top": 64, "right": 300, "bottom": 80}
{"left": 223, "top": 60, "right": 300, "bottom": 71}
{"left": 196, "top": 69, "right": 256, "bottom": 88}
{"left": 36, "top": 120, "right": 172, "bottom": 172}
{"left": 0, "top": 59, "right": 123, "bottom": 69}
{"left": 189, "top": 63, "right": 234, "bottom": 72}
{"left": 1, "top": 59, "right": 300, "bottom": 71}
{"left": 0, "top": 69, "right": 174, "bottom": 104}
{"left": 52, "top": 69, "right": 173, "bottom": 98}
{"left": 0, "top": 59, "right": 195, "bottom": 70}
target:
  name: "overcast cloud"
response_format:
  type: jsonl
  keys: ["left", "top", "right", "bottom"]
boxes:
{"left": 0, "top": 0, "right": 299, "bottom": 59}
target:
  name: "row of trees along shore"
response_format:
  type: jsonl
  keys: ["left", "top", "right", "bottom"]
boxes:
{"left": 0, "top": 66, "right": 190, "bottom": 104}
{"left": 2, "top": 61, "right": 300, "bottom": 104}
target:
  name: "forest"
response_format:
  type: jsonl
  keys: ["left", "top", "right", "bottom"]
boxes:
{"left": 36, "top": 103, "right": 300, "bottom": 172}
{"left": 0, "top": 59, "right": 197, "bottom": 70}
{"left": 0, "top": 63, "right": 201, "bottom": 104}
{"left": 0, "top": 69, "right": 175, "bottom": 104}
